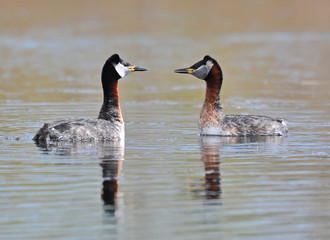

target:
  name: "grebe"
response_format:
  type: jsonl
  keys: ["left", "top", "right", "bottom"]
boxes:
{"left": 33, "top": 54, "right": 147, "bottom": 144}
{"left": 174, "top": 55, "right": 288, "bottom": 136}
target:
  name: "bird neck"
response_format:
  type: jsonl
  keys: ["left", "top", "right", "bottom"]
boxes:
{"left": 203, "top": 65, "right": 223, "bottom": 109}
{"left": 199, "top": 66, "right": 224, "bottom": 130}
{"left": 98, "top": 78, "right": 123, "bottom": 122}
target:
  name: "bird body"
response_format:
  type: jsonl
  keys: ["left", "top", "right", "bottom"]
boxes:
{"left": 34, "top": 118, "right": 124, "bottom": 143}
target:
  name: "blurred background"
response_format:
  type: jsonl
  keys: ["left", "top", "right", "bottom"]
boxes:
{"left": 1, "top": 0, "right": 329, "bottom": 104}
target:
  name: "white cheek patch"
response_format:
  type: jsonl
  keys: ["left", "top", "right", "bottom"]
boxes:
{"left": 192, "top": 60, "right": 214, "bottom": 80}
{"left": 205, "top": 60, "right": 214, "bottom": 73}
{"left": 115, "top": 63, "right": 132, "bottom": 78}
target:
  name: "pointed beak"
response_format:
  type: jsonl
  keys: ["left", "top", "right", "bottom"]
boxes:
{"left": 128, "top": 66, "right": 148, "bottom": 72}
{"left": 174, "top": 68, "right": 194, "bottom": 74}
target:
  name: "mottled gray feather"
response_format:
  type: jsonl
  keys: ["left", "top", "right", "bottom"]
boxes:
{"left": 33, "top": 118, "right": 123, "bottom": 143}
{"left": 222, "top": 114, "right": 288, "bottom": 136}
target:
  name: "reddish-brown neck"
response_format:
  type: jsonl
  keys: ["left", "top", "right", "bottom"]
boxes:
{"left": 204, "top": 65, "right": 222, "bottom": 104}
{"left": 98, "top": 78, "right": 122, "bottom": 121}
{"left": 199, "top": 62, "right": 224, "bottom": 128}
{"left": 104, "top": 79, "right": 119, "bottom": 103}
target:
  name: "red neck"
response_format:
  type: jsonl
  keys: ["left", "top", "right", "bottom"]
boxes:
{"left": 204, "top": 65, "right": 222, "bottom": 105}
{"left": 98, "top": 79, "right": 122, "bottom": 122}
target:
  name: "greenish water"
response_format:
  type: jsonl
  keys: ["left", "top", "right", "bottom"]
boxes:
{"left": 1, "top": 1, "right": 330, "bottom": 239}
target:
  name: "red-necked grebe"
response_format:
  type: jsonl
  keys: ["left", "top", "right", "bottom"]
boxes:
{"left": 33, "top": 54, "right": 147, "bottom": 144}
{"left": 174, "top": 55, "right": 288, "bottom": 136}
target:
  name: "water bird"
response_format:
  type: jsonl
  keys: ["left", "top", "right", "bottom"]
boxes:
{"left": 174, "top": 55, "right": 288, "bottom": 136}
{"left": 33, "top": 54, "right": 147, "bottom": 144}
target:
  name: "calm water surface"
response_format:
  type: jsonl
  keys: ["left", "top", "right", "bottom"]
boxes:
{"left": 1, "top": 1, "right": 330, "bottom": 239}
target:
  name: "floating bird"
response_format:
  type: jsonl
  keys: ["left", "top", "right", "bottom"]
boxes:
{"left": 33, "top": 54, "right": 147, "bottom": 144}
{"left": 174, "top": 55, "right": 288, "bottom": 136}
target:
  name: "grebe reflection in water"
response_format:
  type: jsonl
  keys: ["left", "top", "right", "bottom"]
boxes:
{"left": 199, "top": 136, "right": 222, "bottom": 199}
{"left": 196, "top": 135, "right": 286, "bottom": 200}
{"left": 35, "top": 140, "right": 124, "bottom": 216}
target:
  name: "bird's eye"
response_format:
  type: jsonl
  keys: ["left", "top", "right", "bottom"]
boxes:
{"left": 121, "top": 60, "right": 131, "bottom": 67}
